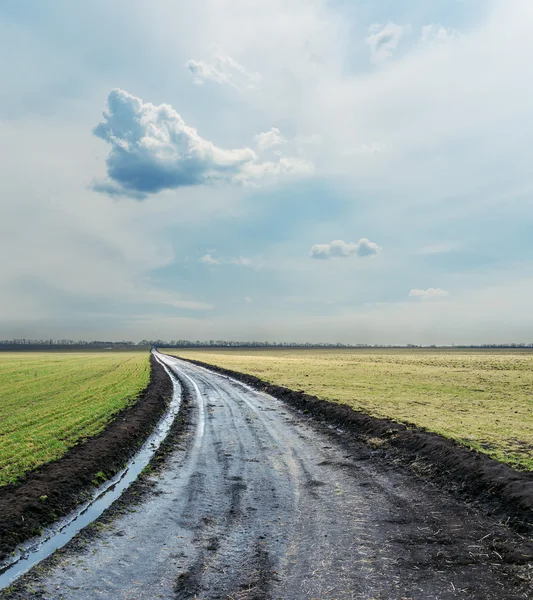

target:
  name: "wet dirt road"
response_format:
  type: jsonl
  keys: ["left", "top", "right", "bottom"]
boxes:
{"left": 16, "top": 353, "right": 532, "bottom": 599}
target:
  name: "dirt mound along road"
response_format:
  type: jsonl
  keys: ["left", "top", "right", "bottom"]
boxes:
{"left": 0, "top": 353, "right": 173, "bottom": 562}
{"left": 7, "top": 353, "right": 532, "bottom": 599}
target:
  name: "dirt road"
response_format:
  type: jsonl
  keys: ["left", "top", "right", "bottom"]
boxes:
{"left": 12, "top": 353, "right": 532, "bottom": 599}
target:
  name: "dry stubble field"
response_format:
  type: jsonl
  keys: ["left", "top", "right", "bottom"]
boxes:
{"left": 167, "top": 348, "right": 533, "bottom": 471}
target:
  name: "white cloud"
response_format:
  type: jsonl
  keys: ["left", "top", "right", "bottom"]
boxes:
{"left": 409, "top": 287, "right": 449, "bottom": 299}
{"left": 244, "top": 296, "right": 252, "bottom": 303}
{"left": 93, "top": 89, "right": 313, "bottom": 198}
{"left": 366, "top": 22, "right": 411, "bottom": 62}
{"left": 254, "top": 127, "right": 287, "bottom": 151}
{"left": 200, "top": 253, "right": 220, "bottom": 265}
{"left": 242, "top": 155, "right": 314, "bottom": 180}
{"left": 186, "top": 50, "right": 261, "bottom": 90}
{"left": 420, "top": 24, "right": 460, "bottom": 45}
{"left": 200, "top": 252, "right": 253, "bottom": 266}
{"left": 310, "top": 238, "right": 381, "bottom": 260}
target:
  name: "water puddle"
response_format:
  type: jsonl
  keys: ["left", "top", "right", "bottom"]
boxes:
{"left": 0, "top": 356, "right": 181, "bottom": 590}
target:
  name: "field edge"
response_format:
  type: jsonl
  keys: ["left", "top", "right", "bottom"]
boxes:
{"left": 177, "top": 354, "right": 533, "bottom": 537}
{"left": 0, "top": 354, "right": 173, "bottom": 563}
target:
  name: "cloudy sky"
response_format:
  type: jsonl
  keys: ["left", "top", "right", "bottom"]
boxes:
{"left": 1, "top": 0, "right": 533, "bottom": 344}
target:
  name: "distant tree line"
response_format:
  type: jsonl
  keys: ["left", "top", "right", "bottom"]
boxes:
{"left": 0, "top": 339, "right": 137, "bottom": 349}
{"left": 1, "top": 338, "right": 533, "bottom": 350}
{"left": 452, "top": 343, "right": 533, "bottom": 348}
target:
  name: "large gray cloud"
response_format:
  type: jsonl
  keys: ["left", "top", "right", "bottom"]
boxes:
{"left": 310, "top": 238, "right": 381, "bottom": 259}
{"left": 93, "top": 89, "right": 312, "bottom": 198}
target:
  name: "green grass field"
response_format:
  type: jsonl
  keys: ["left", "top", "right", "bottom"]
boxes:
{"left": 0, "top": 352, "right": 150, "bottom": 486}
{"left": 166, "top": 348, "right": 533, "bottom": 471}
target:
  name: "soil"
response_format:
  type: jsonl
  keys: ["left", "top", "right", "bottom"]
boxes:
{"left": 180, "top": 356, "right": 533, "bottom": 537}
{"left": 0, "top": 354, "right": 173, "bottom": 562}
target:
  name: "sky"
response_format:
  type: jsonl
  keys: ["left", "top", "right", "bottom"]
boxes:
{"left": 1, "top": 0, "right": 533, "bottom": 345}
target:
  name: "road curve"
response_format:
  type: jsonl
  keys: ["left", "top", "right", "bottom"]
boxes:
{"left": 15, "top": 353, "right": 531, "bottom": 599}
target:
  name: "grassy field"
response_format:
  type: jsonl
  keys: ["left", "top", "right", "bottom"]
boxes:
{"left": 166, "top": 348, "right": 533, "bottom": 471}
{"left": 0, "top": 352, "right": 150, "bottom": 486}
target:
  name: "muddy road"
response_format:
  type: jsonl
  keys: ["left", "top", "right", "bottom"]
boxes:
{"left": 11, "top": 353, "right": 532, "bottom": 599}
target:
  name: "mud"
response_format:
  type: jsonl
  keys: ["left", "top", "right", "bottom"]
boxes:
{"left": 181, "top": 355, "right": 533, "bottom": 535}
{"left": 4, "top": 354, "right": 532, "bottom": 599}
{"left": 0, "top": 354, "right": 173, "bottom": 562}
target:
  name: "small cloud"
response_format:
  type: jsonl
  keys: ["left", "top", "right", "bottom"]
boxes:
{"left": 366, "top": 22, "right": 411, "bottom": 62}
{"left": 243, "top": 155, "right": 314, "bottom": 180}
{"left": 200, "top": 253, "right": 220, "bottom": 265}
{"left": 409, "top": 288, "right": 449, "bottom": 299}
{"left": 186, "top": 51, "right": 261, "bottom": 91}
{"left": 244, "top": 296, "right": 252, "bottom": 303}
{"left": 200, "top": 252, "right": 252, "bottom": 266}
{"left": 310, "top": 238, "right": 381, "bottom": 260}
{"left": 93, "top": 89, "right": 312, "bottom": 198}
{"left": 254, "top": 128, "right": 287, "bottom": 151}
{"left": 420, "top": 24, "right": 460, "bottom": 45}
